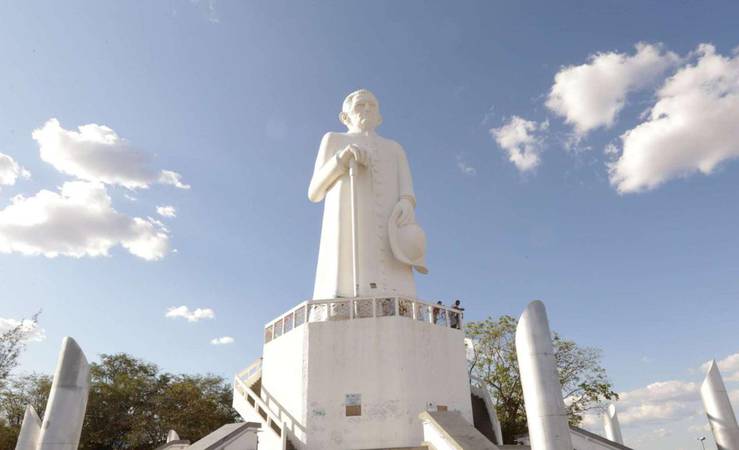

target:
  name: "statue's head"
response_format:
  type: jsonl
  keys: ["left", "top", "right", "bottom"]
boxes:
{"left": 340, "top": 89, "right": 382, "bottom": 133}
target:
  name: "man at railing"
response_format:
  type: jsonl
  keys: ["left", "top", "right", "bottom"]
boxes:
{"left": 449, "top": 299, "right": 465, "bottom": 329}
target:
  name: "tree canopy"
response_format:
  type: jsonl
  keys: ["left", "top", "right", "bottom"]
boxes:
{"left": 0, "top": 353, "right": 238, "bottom": 449}
{"left": 0, "top": 313, "right": 40, "bottom": 389}
{"left": 466, "top": 315, "right": 618, "bottom": 444}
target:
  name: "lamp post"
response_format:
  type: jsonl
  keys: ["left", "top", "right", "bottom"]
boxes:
{"left": 697, "top": 436, "right": 706, "bottom": 450}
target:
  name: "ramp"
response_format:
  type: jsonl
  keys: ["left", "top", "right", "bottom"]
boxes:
{"left": 419, "top": 411, "right": 499, "bottom": 450}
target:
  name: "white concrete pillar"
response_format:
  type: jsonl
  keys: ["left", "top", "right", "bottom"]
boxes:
{"left": 701, "top": 360, "right": 739, "bottom": 450}
{"left": 14, "top": 405, "right": 42, "bottom": 450}
{"left": 166, "top": 430, "right": 180, "bottom": 442}
{"left": 515, "top": 300, "right": 573, "bottom": 450}
{"left": 603, "top": 403, "right": 623, "bottom": 444}
{"left": 37, "top": 337, "right": 90, "bottom": 450}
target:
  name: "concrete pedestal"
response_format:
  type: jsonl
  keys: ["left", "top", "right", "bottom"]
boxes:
{"left": 256, "top": 298, "right": 472, "bottom": 450}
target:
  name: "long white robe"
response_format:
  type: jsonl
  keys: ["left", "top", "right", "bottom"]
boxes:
{"left": 308, "top": 131, "right": 416, "bottom": 300}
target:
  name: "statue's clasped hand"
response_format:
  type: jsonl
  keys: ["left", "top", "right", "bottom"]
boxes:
{"left": 392, "top": 197, "right": 415, "bottom": 226}
{"left": 338, "top": 144, "right": 370, "bottom": 168}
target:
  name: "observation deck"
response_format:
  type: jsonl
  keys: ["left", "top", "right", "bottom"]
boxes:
{"left": 264, "top": 297, "right": 464, "bottom": 345}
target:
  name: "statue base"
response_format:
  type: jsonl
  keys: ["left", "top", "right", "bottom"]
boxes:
{"left": 233, "top": 297, "right": 472, "bottom": 450}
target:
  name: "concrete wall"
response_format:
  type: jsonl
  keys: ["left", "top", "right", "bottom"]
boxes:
{"left": 304, "top": 316, "right": 471, "bottom": 449}
{"left": 261, "top": 324, "right": 309, "bottom": 446}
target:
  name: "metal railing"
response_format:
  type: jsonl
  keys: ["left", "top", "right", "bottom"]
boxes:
{"left": 264, "top": 297, "right": 464, "bottom": 344}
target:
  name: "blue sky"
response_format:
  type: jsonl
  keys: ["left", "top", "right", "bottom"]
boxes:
{"left": 1, "top": 1, "right": 738, "bottom": 448}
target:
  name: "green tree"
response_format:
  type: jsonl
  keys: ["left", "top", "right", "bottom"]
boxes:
{"left": 81, "top": 353, "right": 165, "bottom": 449}
{"left": 0, "top": 373, "right": 53, "bottom": 427}
{"left": 79, "top": 353, "right": 239, "bottom": 449}
{"left": 0, "top": 313, "right": 40, "bottom": 388}
{"left": 157, "top": 375, "right": 239, "bottom": 442}
{"left": 466, "top": 315, "right": 618, "bottom": 444}
{"left": 0, "top": 353, "right": 238, "bottom": 450}
{"left": 0, "top": 373, "right": 52, "bottom": 449}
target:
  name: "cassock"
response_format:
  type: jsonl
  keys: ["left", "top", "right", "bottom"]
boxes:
{"left": 308, "top": 131, "right": 416, "bottom": 299}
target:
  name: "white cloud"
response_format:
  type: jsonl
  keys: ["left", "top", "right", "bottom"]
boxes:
{"left": 156, "top": 205, "right": 177, "bottom": 218}
{"left": 609, "top": 45, "right": 739, "bottom": 193}
{"left": 611, "top": 350, "right": 739, "bottom": 434}
{"left": 546, "top": 43, "right": 679, "bottom": 135}
{"left": 689, "top": 423, "right": 710, "bottom": 433}
{"left": 491, "top": 116, "right": 547, "bottom": 172}
{"left": 456, "top": 155, "right": 476, "bottom": 176}
{"left": 616, "top": 380, "right": 701, "bottom": 426}
{"left": 579, "top": 413, "right": 601, "bottom": 430}
{"left": 0, "top": 181, "right": 168, "bottom": 260}
{"left": 210, "top": 336, "right": 234, "bottom": 345}
{"left": 165, "top": 306, "right": 215, "bottom": 322}
{"left": 0, "top": 317, "right": 46, "bottom": 342}
{"left": 159, "top": 170, "right": 191, "bottom": 190}
{"left": 32, "top": 118, "right": 189, "bottom": 190}
{"left": 0, "top": 153, "right": 30, "bottom": 187}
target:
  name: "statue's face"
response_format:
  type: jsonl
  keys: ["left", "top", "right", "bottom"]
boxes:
{"left": 345, "top": 94, "right": 381, "bottom": 132}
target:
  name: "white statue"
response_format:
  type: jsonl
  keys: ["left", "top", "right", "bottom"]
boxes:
{"left": 309, "top": 89, "right": 427, "bottom": 300}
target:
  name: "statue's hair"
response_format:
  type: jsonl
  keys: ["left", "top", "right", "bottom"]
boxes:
{"left": 339, "top": 89, "right": 382, "bottom": 128}
{"left": 341, "top": 89, "right": 379, "bottom": 113}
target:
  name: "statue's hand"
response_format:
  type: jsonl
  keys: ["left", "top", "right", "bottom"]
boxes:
{"left": 338, "top": 144, "right": 370, "bottom": 168}
{"left": 393, "top": 197, "right": 415, "bottom": 226}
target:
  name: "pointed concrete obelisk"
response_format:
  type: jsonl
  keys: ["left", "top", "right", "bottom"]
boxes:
{"left": 701, "top": 360, "right": 739, "bottom": 450}
{"left": 14, "top": 405, "right": 42, "bottom": 450}
{"left": 37, "top": 337, "right": 90, "bottom": 450}
{"left": 516, "top": 300, "right": 573, "bottom": 450}
{"left": 603, "top": 403, "right": 624, "bottom": 445}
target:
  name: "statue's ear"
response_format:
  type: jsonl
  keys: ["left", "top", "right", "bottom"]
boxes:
{"left": 376, "top": 112, "right": 383, "bottom": 127}
{"left": 339, "top": 112, "right": 349, "bottom": 126}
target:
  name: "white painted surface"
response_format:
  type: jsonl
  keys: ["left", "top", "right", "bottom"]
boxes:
{"left": 166, "top": 430, "right": 180, "bottom": 443}
{"left": 422, "top": 419, "right": 457, "bottom": 450}
{"left": 515, "top": 301, "right": 573, "bottom": 450}
{"left": 15, "top": 405, "right": 41, "bottom": 450}
{"left": 701, "top": 360, "right": 739, "bottom": 450}
{"left": 232, "top": 391, "right": 283, "bottom": 450}
{"left": 261, "top": 322, "right": 308, "bottom": 445}
{"left": 258, "top": 311, "right": 471, "bottom": 450}
{"left": 38, "top": 337, "right": 90, "bottom": 450}
{"left": 308, "top": 89, "right": 427, "bottom": 300}
{"left": 602, "top": 404, "right": 623, "bottom": 445}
